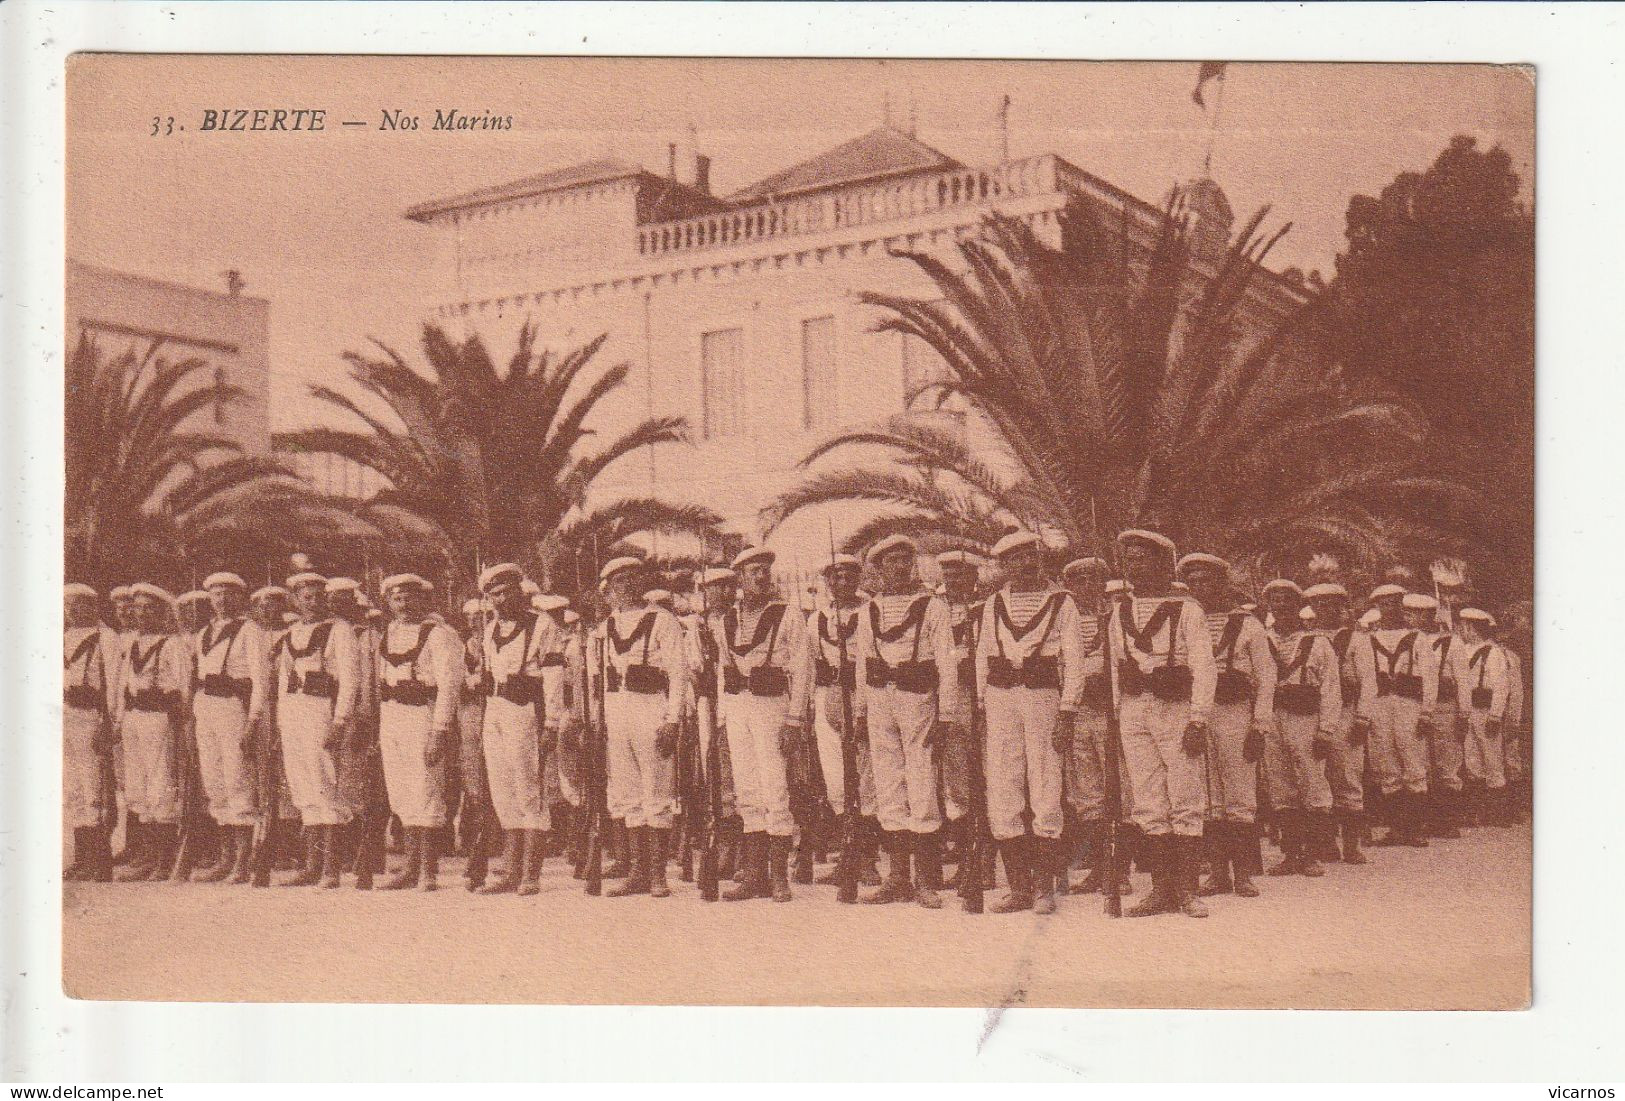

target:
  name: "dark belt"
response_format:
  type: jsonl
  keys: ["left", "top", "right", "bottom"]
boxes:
{"left": 814, "top": 661, "right": 856, "bottom": 690}
{"left": 1120, "top": 662, "right": 1192, "bottom": 702}
{"left": 64, "top": 685, "right": 104, "bottom": 711}
{"left": 1274, "top": 682, "right": 1321, "bottom": 716}
{"left": 201, "top": 673, "right": 252, "bottom": 701}
{"left": 1377, "top": 672, "right": 1423, "bottom": 700}
{"left": 725, "top": 665, "right": 788, "bottom": 698}
{"left": 490, "top": 677, "right": 540, "bottom": 705}
{"left": 985, "top": 655, "right": 1061, "bottom": 691}
{"left": 1438, "top": 678, "right": 1458, "bottom": 704}
{"left": 617, "top": 663, "right": 668, "bottom": 695}
{"left": 381, "top": 680, "right": 437, "bottom": 706}
{"left": 1470, "top": 686, "right": 1494, "bottom": 710}
{"left": 287, "top": 671, "right": 337, "bottom": 699}
{"left": 125, "top": 687, "right": 180, "bottom": 713}
{"left": 1080, "top": 672, "right": 1112, "bottom": 711}
{"left": 1215, "top": 669, "right": 1252, "bottom": 705}
{"left": 865, "top": 659, "right": 938, "bottom": 693}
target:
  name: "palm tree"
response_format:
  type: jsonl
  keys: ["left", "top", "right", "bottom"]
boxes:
{"left": 65, "top": 336, "right": 300, "bottom": 590}
{"left": 278, "top": 323, "right": 724, "bottom": 601}
{"left": 767, "top": 192, "right": 1480, "bottom": 579}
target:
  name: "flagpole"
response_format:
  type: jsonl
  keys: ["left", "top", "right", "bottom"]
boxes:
{"left": 1203, "top": 69, "right": 1227, "bottom": 177}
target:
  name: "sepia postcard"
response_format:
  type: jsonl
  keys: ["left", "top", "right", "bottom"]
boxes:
{"left": 60, "top": 53, "right": 1533, "bottom": 1011}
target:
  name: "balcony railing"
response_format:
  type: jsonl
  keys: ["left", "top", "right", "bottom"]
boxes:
{"left": 636, "top": 154, "right": 1063, "bottom": 258}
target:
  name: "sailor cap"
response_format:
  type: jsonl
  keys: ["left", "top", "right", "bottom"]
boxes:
{"left": 990, "top": 530, "right": 1041, "bottom": 559}
{"left": 1459, "top": 607, "right": 1496, "bottom": 627}
{"left": 822, "top": 553, "right": 861, "bottom": 573}
{"left": 203, "top": 572, "right": 247, "bottom": 590}
{"left": 1170, "top": 581, "right": 1191, "bottom": 594}
{"left": 563, "top": 609, "right": 581, "bottom": 626}
{"left": 130, "top": 582, "right": 175, "bottom": 604}
{"left": 599, "top": 556, "right": 644, "bottom": 584}
{"left": 1368, "top": 583, "right": 1407, "bottom": 601}
{"left": 936, "top": 549, "right": 980, "bottom": 569}
{"left": 533, "top": 593, "right": 570, "bottom": 612}
{"left": 1105, "top": 579, "right": 1134, "bottom": 596}
{"left": 1117, "top": 529, "right": 1177, "bottom": 557}
{"left": 1299, "top": 606, "right": 1317, "bottom": 622}
{"left": 109, "top": 586, "right": 134, "bottom": 601}
{"left": 478, "top": 563, "right": 524, "bottom": 593}
{"left": 251, "top": 585, "right": 289, "bottom": 602}
{"left": 1303, "top": 582, "right": 1349, "bottom": 600}
{"left": 281, "top": 611, "right": 300, "bottom": 624}
{"left": 1359, "top": 608, "right": 1382, "bottom": 628}
{"left": 1175, "top": 552, "right": 1229, "bottom": 577}
{"left": 1262, "top": 578, "right": 1303, "bottom": 597}
{"left": 1402, "top": 593, "right": 1438, "bottom": 611}
{"left": 643, "top": 589, "right": 674, "bottom": 608}
{"left": 177, "top": 590, "right": 211, "bottom": 605}
{"left": 324, "top": 577, "right": 361, "bottom": 594}
{"left": 381, "top": 573, "right": 432, "bottom": 594}
{"left": 1062, "top": 557, "right": 1108, "bottom": 578}
{"left": 866, "top": 534, "right": 916, "bottom": 562}
{"left": 64, "top": 582, "right": 98, "bottom": 601}
{"left": 698, "top": 567, "right": 736, "bottom": 587}
{"left": 286, "top": 571, "right": 327, "bottom": 590}
{"left": 521, "top": 579, "right": 542, "bottom": 596}
{"left": 731, "top": 545, "right": 775, "bottom": 571}
{"left": 461, "top": 598, "right": 488, "bottom": 616}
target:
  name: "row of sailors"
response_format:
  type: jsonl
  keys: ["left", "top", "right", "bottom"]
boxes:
{"left": 62, "top": 529, "right": 1523, "bottom": 918}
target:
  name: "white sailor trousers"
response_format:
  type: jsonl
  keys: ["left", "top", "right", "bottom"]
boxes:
{"left": 1368, "top": 694, "right": 1428, "bottom": 795}
{"left": 192, "top": 693, "right": 258, "bottom": 826}
{"left": 864, "top": 684, "right": 942, "bottom": 835}
{"left": 379, "top": 700, "right": 449, "bottom": 828}
{"left": 1429, "top": 696, "right": 1464, "bottom": 791}
{"left": 938, "top": 682, "right": 975, "bottom": 822}
{"left": 64, "top": 704, "right": 107, "bottom": 828}
{"left": 122, "top": 709, "right": 181, "bottom": 823}
{"left": 812, "top": 687, "right": 876, "bottom": 817}
{"left": 604, "top": 688, "right": 676, "bottom": 830}
{"left": 481, "top": 696, "right": 549, "bottom": 831}
{"left": 1463, "top": 708, "right": 1507, "bottom": 789}
{"left": 457, "top": 697, "right": 489, "bottom": 804}
{"left": 720, "top": 689, "right": 794, "bottom": 837}
{"left": 1264, "top": 711, "right": 1334, "bottom": 813}
{"left": 1067, "top": 706, "right": 1134, "bottom": 822}
{"left": 984, "top": 684, "right": 1065, "bottom": 841}
{"left": 1326, "top": 705, "right": 1366, "bottom": 813}
{"left": 277, "top": 694, "right": 351, "bottom": 826}
{"left": 1204, "top": 701, "right": 1258, "bottom": 824}
{"left": 1119, "top": 695, "right": 1206, "bottom": 838}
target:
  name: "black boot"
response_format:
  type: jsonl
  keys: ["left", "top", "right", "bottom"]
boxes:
{"left": 605, "top": 819, "right": 631, "bottom": 880}
{"left": 1199, "top": 823, "right": 1233, "bottom": 895}
{"left": 792, "top": 831, "right": 815, "bottom": 885}
{"left": 607, "top": 825, "right": 651, "bottom": 897}
{"left": 383, "top": 827, "right": 422, "bottom": 890}
{"left": 476, "top": 829, "right": 519, "bottom": 893}
{"left": 1174, "top": 835, "right": 1209, "bottom": 917}
{"left": 1232, "top": 822, "right": 1260, "bottom": 897}
{"left": 1433, "top": 790, "right": 1462, "bottom": 838}
{"left": 1126, "top": 835, "right": 1177, "bottom": 917}
{"left": 1267, "top": 811, "right": 1301, "bottom": 875}
{"left": 723, "top": 832, "right": 767, "bottom": 901}
{"left": 1299, "top": 813, "right": 1329, "bottom": 876}
{"left": 1340, "top": 812, "right": 1368, "bottom": 864}
{"left": 768, "top": 834, "right": 793, "bottom": 902}
{"left": 1033, "top": 837, "right": 1060, "bottom": 915}
{"left": 1400, "top": 791, "right": 1430, "bottom": 847}
{"left": 990, "top": 836, "right": 1034, "bottom": 913}
{"left": 111, "top": 810, "right": 140, "bottom": 866}
{"left": 1072, "top": 819, "right": 1107, "bottom": 894}
{"left": 861, "top": 830, "right": 914, "bottom": 904}
{"left": 115, "top": 821, "right": 155, "bottom": 882}
{"left": 914, "top": 830, "right": 943, "bottom": 909}
{"left": 648, "top": 828, "right": 672, "bottom": 898}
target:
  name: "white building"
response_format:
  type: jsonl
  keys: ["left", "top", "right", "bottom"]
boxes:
{"left": 66, "top": 259, "right": 272, "bottom": 456}
{"left": 405, "top": 126, "right": 1292, "bottom": 564}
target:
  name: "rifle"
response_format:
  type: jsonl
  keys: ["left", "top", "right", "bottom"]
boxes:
{"left": 828, "top": 523, "right": 863, "bottom": 905}
{"left": 581, "top": 622, "right": 606, "bottom": 896}
{"left": 1100, "top": 589, "right": 1129, "bottom": 918}
{"left": 169, "top": 698, "right": 206, "bottom": 881}
{"left": 958, "top": 663, "right": 988, "bottom": 913}
{"left": 696, "top": 580, "right": 722, "bottom": 901}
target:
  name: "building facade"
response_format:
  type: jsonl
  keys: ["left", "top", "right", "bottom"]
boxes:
{"left": 66, "top": 259, "right": 272, "bottom": 456}
{"left": 405, "top": 127, "right": 1298, "bottom": 564}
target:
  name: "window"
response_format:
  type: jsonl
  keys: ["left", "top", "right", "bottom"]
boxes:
{"left": 800, "top": 316, "right": 836, "bottom": 430}
{"left": 900, "top": 332, "right": 951, "bottom": 410}
{"left": 700, "top": 327, "right": 744, "bottom": 439}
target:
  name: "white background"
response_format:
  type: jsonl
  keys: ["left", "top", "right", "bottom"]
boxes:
{"left": 3, "top": 0, "right": 1622, "bottom": 1084}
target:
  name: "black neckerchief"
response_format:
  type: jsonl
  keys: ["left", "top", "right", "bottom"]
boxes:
{"left": 66, "top": 631, "right": 99, "bottom": 671}
{"left": 728, "top": 602, "right": 787, "bottom": 656}
{"left": 1123, "top": 599, "right": 1183, "bottom": 655}
{"left": 202, "top": 617, "right": 245, "bottom": 656}
{"left": 382, "top": 620, "right": 436, "bottom": 668}
{"left": 492, "top": 614, "right": 537, "bottom": 652}
{"left": 995, "top": 588, "right": 1066, "bottom": 641}
{"left": 287, "top": 619, "right": 335, "bottom": 659}
{"left": 819, "top": 605, "right": 860, "bottom": 649}
{"left": 1370, "top": 630, "right": 1419, "bottom": 674}
{"left": 868, "top": 593, "right": 931, "bottom": 644}
{"left": 1270, "top": 633, "right": 1317, "bottom": 682}
{"left": 1214, "top": 611, "right": 1248, "bottom": 671}
{"left": 128, "top": 635, "right": 167, "bottom": 676}
{"left": 607, "top": 609, "right": 656, "bottom": 655}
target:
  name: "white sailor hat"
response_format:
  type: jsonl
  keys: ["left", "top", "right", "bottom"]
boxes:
{"left": 64, "top": 582, "right": 98, "bottom": 601}
{"left": 478, "top": 563, "right": 524, "bottom": 593}
{"left": 698, "top": 566, "right": 736, "bottom": 587}
{"left": 1459, "top": 607, "right": 1496, "bottom": 627}
{"left": 990, "top": 530, "right": 1040, "bottom": 559}
{"left": 325, "top": 576, "right": 360, "bottom": 594}
{"left": 521, "top": 579, "right": 542, "bottom": 597}
{"left": 286, "top": 571, "right": 326, "bottom": 590}
{"left": 1304, "top": 582, "right": 1349, "bottom": 601}
{"left": 643, "top": 589, "right": 674, "bottom": 608}
{"left": 110, "top": 585, "right": 134, "bottom": 601}
{"left": 532, "top": 593, "right": 569, "bottom": 613}
{"left": 936, "top": 549, "right": 980, "bottom": 569}
{"left": 866, "top": 534, "right": 916, "bottom": 562}
{"left": 381, "top": 573, "right": 432, "bottom": 594}
{"left": 1062, "top": 557, "right": 1108, "bottom": 578}
{"left": 1239, "top": 602, "right": 1259, "bottom": 614}
{"left": 177, "top": 589, "right": 211, "bottom": 606}
{"left": 731, "top": 545, "right": 775, "bottom": 571}
{"left": 203, "top": 572, "right": 246, "bottom": 591}
{"left": 1117, "top": 529, "right": 1177, "bottom": 557}
{"left": 1170, "top": 580, "right": 1191, "bottom": 594}
{"left": 1299, "top": 605, "right": 1317, "bottom": 622}
{"left": 599, "top": 556, "right": 644, "bottom": 584}
{"left": 461, "top": 597, "right": 488, "bottom": 616}
{"left": 1262, "top": 578, "right": 1303, "bottom": 597}
{"left": 281, "top": 611, "right": 299, "bottom": 624}
{"left": 563, "top": 609, "right": 581, "bottom": 626}
{"left": 1402, "top": 592, "right": 1438, "bottom": 611}
{"left": 130, "top": 582, "right": 175, "bottom": 605}
{"left": 822, "top": 553, "right": 861, "bottom": 573}
{"left": 1358, "top": 607, "right": 1382, "bottom": 628}
{"left": 250, "top": 585, "right": 289, "bottom": 602}
{"left": 1105, "top": 579, "right": 1134, "bottom": 596}
{"left": 1175, "top": 552, "right": 1229, "bottom": 577}
{"left": 1368, "top": 583, "right": 1406, "bottom": 601}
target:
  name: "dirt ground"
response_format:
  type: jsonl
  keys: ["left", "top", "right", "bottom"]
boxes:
{"left": 62, "top": 824, "right": 1530, "bottom": 1009}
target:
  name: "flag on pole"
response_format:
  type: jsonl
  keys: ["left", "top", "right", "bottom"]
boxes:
{"left": 1192, "top": 61, "right": 1227, "bottom": 108}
